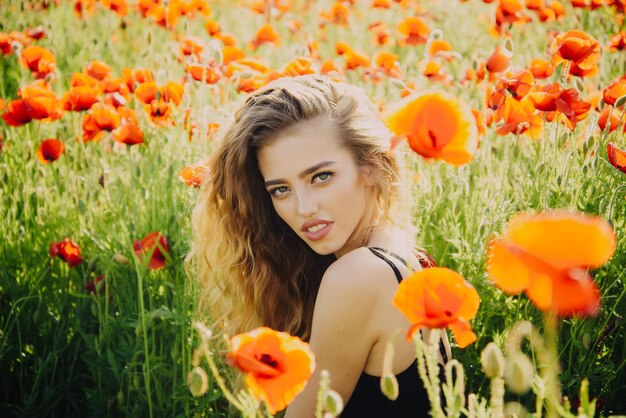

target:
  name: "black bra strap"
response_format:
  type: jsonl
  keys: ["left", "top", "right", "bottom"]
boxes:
{"left": 368, "top": 247, "right": 403, "bottom": 284}
{"left": 369, "top": 246, "right": 409, "bottom": 268}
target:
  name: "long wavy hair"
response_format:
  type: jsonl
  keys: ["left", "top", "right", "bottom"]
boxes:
{"left": 189, "top": 74, "right": 413, "bottom": 341}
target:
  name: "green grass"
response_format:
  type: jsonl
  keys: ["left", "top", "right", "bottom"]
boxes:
{"left": 1, "top": 0, "right": 625, "bottom": 416}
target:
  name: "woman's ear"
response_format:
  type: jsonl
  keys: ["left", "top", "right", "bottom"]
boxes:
{"left": 360, "top": 166, "right": 375, "bottom": 186}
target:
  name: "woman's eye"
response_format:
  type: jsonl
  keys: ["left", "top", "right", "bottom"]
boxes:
{"left": 270, "top": 186, "right": 289, "bottom": 196}
{"left": 313, "top": 171, "right": 333, "bottom": 183}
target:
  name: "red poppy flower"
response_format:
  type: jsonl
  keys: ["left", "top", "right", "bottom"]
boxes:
{"left": 603, "top": 76, "right": 626, "bottom": 106}
{"left": 248, "top": 24, "right": 281, "bottom": 51}
{"left": 85, "top": 274, "right": 106, "bottom": 295}
{"left": 487, "top": 210, "right": 615, "bottom": 317}
{"left": 396, "top": 16, "right": 430, "bottom": 46}
{"left": 113, "top": 122, "right": 144, "bottom": 145}
{"left": 392, "top": 267, "right": 480, "bottom": 348}
{"left": 36, "top": 138, "right": 65, "bottom": 163}
{"left": 551, "top": 30, "right": 600, "bottom": 78}
{"left": 63, "top": 86, "right": 100, "bottom": 111}
{"left": 20, "top": 45, "right": 56, "bottom": 78}
{"left": 133, "top": 231, "right": 169, "bottom": 269}
{"left": 85, "top": 60, "right": 113, "bottom": 80}
{"left": 607, "top": 142, "right": 626, "bottom": 174}
{"left": 228, "top": 327, "right": 315, "bottom": 413}
{"left": 49, "top": 238, "right": 84, "bottom": 267}
{"left": 179, "top": 164, "right": 207, "bottom": 187}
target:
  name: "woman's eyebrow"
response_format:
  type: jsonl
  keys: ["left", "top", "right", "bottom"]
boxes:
{"left": 264, "top": 161, "right": 336, "bottom": 187}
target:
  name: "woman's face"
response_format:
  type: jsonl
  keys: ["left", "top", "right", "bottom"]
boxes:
{"left": 257, "top": 116, "right": 373, "bottom": 258}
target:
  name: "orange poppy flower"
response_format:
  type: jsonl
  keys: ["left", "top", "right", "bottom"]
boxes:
{"left": 597, "top": 105, "right": 624, "bottom": 133}
{"left": 74, "top": 0, "right": 97, "bottom": 18}
{"left": 486, "top": 44, "right": 512, "bottom": 73}
{"left": 205, "top": 19, "right": 220, "bottom": 36}
{"left": 113, "top": 122, "right": 144, "bottom": 145}
{"left": 100, "top": 0, "right": 129, "bottom": 16}
{"left": 369, "top": 21, "right": 393, "bottom": 46}
{"left": 608, "top": 31, "right": 626, "bottom": 51}
{"left": 526, "top": 85, "right": 591, "bottom": 129}
{"left": 344, "top": 50, "right": 370, "bottom": 70}
{"left": 49, "top": 238, "right": 83, "bottom": 267}
{"left": 2, "top": 99, "right": 35, "bottom": 126}
{"left": 222, "top": 45, "right": 245, "bottom": 64}
{"left": 63, "top": 86, "right": 100, "bottom": 111}
{"left": 227, "top": 327, "right": 315, "bottom": 414}
{"left": 371, "top": 51, "right": 402, "bottom": 78}
{"left": 248, "top": 24, "right": 281, "bottom": 51}
{"left": 3, "top": 82, "right": 62, "bottom": 125}
{"left": 392, "top": 267, "right": 480, "bottom": 348}
{"left": 603, "top": 76, "right": 626, "bottom": 106}
{"left": 85, "top": 60, "right": 112, "bottom": 80}
{"left": 385, "top": 91, "right": 479, "bottom": 165}
{"left": 179, "top": 36, "right": 204, "bottom": 58}
{"left": 319, "top": 1, "right": 350, "bottom": 26}
{"left": 372, "top": 0, "right": 392, "bottom": 8}
{"left": 90, "top": 103, "right": 121, "bottom": 131}
{"left": 20, "top": 45, "right": 56, "bottom": 78}
{"left": 36, "top": 138, "right": 65, "bottom": 163}
{"left": 133, "top": 231, "right": 169, "bottom": 270}
{"left": 487, "top": 210, "right": 615, "bottom": 317}
{"left": 121, "top": 67, "right": 154, "bottom": 92}
{"left": 179, "top": 163, "right": 207, "bottom": 187}
{"left": 396, "top": 16, "right": 430, "bottom": 46}
{"left": 70, "top": 72, "right": 100, "bottom": 88}
{"left": 496, "top": 97, "right": 543, "bottom": 137}
{"left": 607, "top": 142, "right": 626, "bottom": 174}
{"left": 186, "top": 63, "right": 221, "bottom": 84}
{"left": 428, "top": 39, "right": 455, "bottom": 60}
{"left": 320, "top": 59, "right": 342, "bottom": 76}
{"left": 551, "top": 30, "right": 600, "bottom": 78}
{"left": 282, "top": 56, "right": 316, "bottom": 76}
{"left": 527, "top": 58, "right": 554, "bottom": 79}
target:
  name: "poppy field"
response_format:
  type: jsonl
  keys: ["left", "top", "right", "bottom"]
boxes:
{"left": 1, "top": 0, "right": 626, "bottom": 416}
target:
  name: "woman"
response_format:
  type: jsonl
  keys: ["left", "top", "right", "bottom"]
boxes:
{"left": 190, "top": 74, "right": 451, "bottom": 417}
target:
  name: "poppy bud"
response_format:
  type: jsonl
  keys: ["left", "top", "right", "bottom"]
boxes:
{"left": 324, "top": 390, "right": 344, "bottom": 416}
{"left": 113, "top": 252, "right": 130, "bottom": 265}
{"left": 381, "top": 373, "right": 399, "bottom": 401}
{"left": 615, "top": 94, "right": 626, "bottom": 108}
{"left": 504, "top": 352, "right": 534, "bottom": 394}
{"left": 504, "top": 401, "right": 528, "bottom": 417}
{"left": 480, "top": 342, "right": 504, "bottom": 378}
{"left": 187, "top": 366, "right": 209, "bottom": 397}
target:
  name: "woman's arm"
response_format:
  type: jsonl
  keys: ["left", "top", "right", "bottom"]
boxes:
{"left": 284, "top": 253, "right": 384, "bottom": 418}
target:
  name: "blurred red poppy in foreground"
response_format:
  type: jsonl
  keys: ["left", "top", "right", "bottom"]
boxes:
{"left": 392, "top": 267, "right": 480, "bottom": 348}
{"left": 36, "top": 138, "right": 64, "bottom": 163}
{"left": 607, "top": 142, "right": 626, "bottom": 174}
{"left": 133, "top": 231, "right": 169, "bottom": 269}
{"left": 49, "top": 238, "right": 83, "bottom": 267}
{"left": 487, "top": 210, "right": 616, "bottom": 317}
{"left": 227, "top": 327, "right": 315, "bottom": 413}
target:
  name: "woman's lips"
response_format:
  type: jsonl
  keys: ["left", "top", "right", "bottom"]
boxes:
{"left": 302, "top": 222, "right": 333, "bottom": 241}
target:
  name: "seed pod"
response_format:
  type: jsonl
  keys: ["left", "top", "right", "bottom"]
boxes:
{"left": 504, "top": 352, "right": 534, "bottom": 394}
{"left": 481, "top": 342, "right": 504, "bottom": 378}
{"left": 324, "top": 390, "right": 344, "bottom": 416}
{"left": 187, "top": 366, "right": 209, "bottom": 397}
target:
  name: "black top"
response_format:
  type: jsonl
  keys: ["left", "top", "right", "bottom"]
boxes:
{"left": 340, "top": 247, "right": 446, "bottom": 418}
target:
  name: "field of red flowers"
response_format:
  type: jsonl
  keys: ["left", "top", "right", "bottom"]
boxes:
{"left": 1, "top": 0, "right": 625, "bottom": 416}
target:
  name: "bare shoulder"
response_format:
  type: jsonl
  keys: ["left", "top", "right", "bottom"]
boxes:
{"left": 317, "top": 247, "right": 394, "bottom": 300}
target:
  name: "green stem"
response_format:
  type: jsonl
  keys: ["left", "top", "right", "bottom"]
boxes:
{"left": 202, "top": 346, "right": 245, "bottom": 412}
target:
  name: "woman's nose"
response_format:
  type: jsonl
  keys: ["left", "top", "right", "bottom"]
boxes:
{"left": 296, "top": 190, "right": 319, "bottom": 217}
